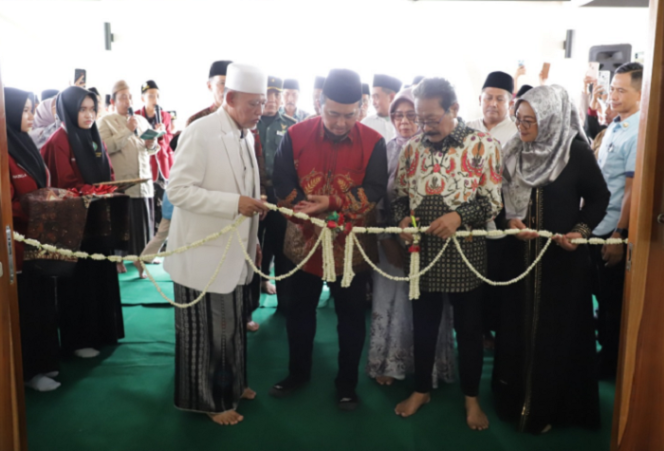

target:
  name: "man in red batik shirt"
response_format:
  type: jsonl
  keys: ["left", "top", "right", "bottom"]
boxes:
{"left": 270, "top": 69, "right": 387, "bottom": 411}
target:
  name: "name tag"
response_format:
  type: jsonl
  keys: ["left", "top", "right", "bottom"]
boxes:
{"left": 12, "top": 174, "right": 27, "bottom": 179}
{"left": 277, "top": 131, "right": 285, "bottom": 137}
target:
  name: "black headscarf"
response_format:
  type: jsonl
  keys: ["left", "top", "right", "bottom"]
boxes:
{"left": 4, "top": 87, "right": 48, "bottom": 188}
{"left": 57, "top": 86, "right": 111, "bottom": 184}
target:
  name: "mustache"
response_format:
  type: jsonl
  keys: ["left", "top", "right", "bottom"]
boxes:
{"left": 424, "top": 131, "right": 439, "bottom": 136}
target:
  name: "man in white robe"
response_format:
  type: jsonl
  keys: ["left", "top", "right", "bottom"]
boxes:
{"left": 165, "top": 63, "right": 268, "bottom": 426}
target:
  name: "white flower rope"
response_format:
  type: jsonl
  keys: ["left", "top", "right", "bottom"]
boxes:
{"left": 234, "top": 226, "right": 326, "bottom": 282}
{"left": 453, "top": 236, "right": 555, "bottom": 287}
{"left": 12, "top": 201, "right": 629, "bottom": 306}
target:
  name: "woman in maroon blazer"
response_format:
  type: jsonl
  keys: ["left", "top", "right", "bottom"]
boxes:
{"left": 5, "top": 87, "right": 60, "bottom": 391}
{"left": 41, "top": 86, "right": 125, "bottom": 359}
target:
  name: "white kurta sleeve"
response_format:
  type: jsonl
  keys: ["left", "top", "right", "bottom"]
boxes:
{"left": 166, "top": 127, "right": 241, "bottom": 220}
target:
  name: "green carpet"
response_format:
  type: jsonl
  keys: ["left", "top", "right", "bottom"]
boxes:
{"left": 25, "top": 272, "right": 614, "bottom": 451}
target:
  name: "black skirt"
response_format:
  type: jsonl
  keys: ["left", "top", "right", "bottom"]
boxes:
{"left": 57, "top": 238, "right": 125, "bottom": 353}
{"left": 17, "top": 272, "right": 60, "bottom": 380}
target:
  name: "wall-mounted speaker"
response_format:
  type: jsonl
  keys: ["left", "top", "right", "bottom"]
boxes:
{"left": 589, "top": 44, "right": 632, "bottom": 76}
{"left": 104, "top": 22, "right": 114, "bottom": 51}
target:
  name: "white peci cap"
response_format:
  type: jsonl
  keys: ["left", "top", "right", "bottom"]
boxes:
{"left": 225, "top": 63, "right": 267, "bottom": 95}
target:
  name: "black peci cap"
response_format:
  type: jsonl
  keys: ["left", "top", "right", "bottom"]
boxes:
{"left": 209, "top": 60, "right": 233, "bottom": 78}
{"left": 412, "top": 75, "right": 425, "bottom": 85}
{"left": 515, "top": 84, "right": 533, "bottom": 98}
{"left": 323, "top": 69, "right": 362, "bottom": 104}
{"left": 482, "top": 71, "right": 514, "bottom": 94}
{"left": 361, "top": 83, "right": 370, "bottom": 96}
{"left": 373, "top": 74, "right": 402, "bottom": 92}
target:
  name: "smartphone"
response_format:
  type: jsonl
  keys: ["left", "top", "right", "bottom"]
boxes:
{"left": 74, "top": 68, "right": 86, "bottom": 87}
{"left": 518, "top": 60, "right": 525, "bottom": 67}
{"left": 586, "top": 62, "right": 600, "bottom": 80}
{"left": 541, "top": 62, "right": 551, "bottom": 80}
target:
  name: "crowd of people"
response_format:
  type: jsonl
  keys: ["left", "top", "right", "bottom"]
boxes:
{"left": 6, "top": 57, "right": 642, "bottom": 434}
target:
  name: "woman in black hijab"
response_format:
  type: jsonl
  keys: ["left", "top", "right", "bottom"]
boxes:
{"left": 41, "top": 86, "right": 125, "bottom": 359}
{"left": 5, "top": 87, "right": 61, "bottom": 391}
{"left": 42, "top": 86, "right": 111, "bottom": 188}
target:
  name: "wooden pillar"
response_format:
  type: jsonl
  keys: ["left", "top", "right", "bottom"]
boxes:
{"left": 612, "top": 0, "right": 664, "bottom": 449}
{"left": 0, "top": 68, "right": 28, "bottom": 450}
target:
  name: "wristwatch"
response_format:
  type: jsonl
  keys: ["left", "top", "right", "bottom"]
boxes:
{"left": 614, "top": 228, "right": 628, "bottom": 239}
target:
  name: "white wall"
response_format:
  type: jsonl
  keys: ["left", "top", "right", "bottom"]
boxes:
{"left": 0, "top": 0, "right": 650, "bottom": 128}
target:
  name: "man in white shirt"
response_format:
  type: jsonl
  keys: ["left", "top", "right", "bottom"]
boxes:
{"left": 466, "top": 71, "right": 517, "bottom": 351}
{"left": 361, "top": 74, "right": 402, "bottom": 141}
{"left": 359, "top": 83, "right": 370, "bottom": 122}
{"left": 165, "top": 63, "right": 268, "bottom": 426}
{"left": 467, "top": 71, "right": 518, "bottom": 147}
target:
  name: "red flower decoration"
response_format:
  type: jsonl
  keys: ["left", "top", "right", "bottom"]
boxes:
{"left": 337, "top": 213, "right": 345, "bottom": 226}
{"left": 77, "top": 184, "right": 117, "bottom": 196}
{"left": 408, "top": 245, "right": 420, "bottom": 253}
{"left": 433, "top": 163, "right": 441, "bottom": 173}
{"left": 327, "top": 221, "right": 337, "bottom": 229}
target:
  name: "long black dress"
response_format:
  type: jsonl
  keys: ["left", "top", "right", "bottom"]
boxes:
{"left": 492, "top": 136, "right": 610, "bottom": 433}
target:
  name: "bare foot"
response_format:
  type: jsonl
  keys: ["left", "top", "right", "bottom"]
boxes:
{"left": 116, "top": 262, "right": 127, "bottom": 274}
{"left": 207, "top": 410, "right": 244, "bottom": 426}
{"left": 134, "top": 261, "right": 146, "bottom": 279}
{"left": 376, "top": 376, "right": 394, "bottom": 386}
{"left": 247, "top": 321, "right": 260, "bottom": 332}
{"left": 465, "top": 396, "right": 489, "bottom": 431}
{"left": 261, "top": 281, "right": 277, "bottom": 295}
{"left": 242, "top": 388, "right": 257, "bottom": 400}
{"left": 395, "top": 392, "right": 430, "bottom": 417}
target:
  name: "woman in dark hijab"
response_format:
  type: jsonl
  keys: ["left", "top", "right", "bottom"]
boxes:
{"left": 41, "top": 86, "right": 124, "bottom": 359}
{"left": 5, "top": 87, "right": 61, "bottom": 391}
{"left": 493, "top": 85, "right": 610, "bottom": 434}
{"left": 41, "top": 86, "right": 111, "bottom": 189}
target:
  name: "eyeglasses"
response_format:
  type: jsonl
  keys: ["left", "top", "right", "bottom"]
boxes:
{"left": 414, "top": 113, "right": 446, "bottom": 128}
{"left": 391, "top": 112, "right": 417, "bottom": 122}
{"left": 514, "top": 117, "right": 537, "bottom": 130}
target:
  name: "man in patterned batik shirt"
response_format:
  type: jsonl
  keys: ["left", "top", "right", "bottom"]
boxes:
{"left": 392, "top": 78, "right": 502, "bottom": 431}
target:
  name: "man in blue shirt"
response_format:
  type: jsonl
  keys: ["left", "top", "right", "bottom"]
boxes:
{"left": 591, "top": 62, "right": 642, "bottom": 378}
